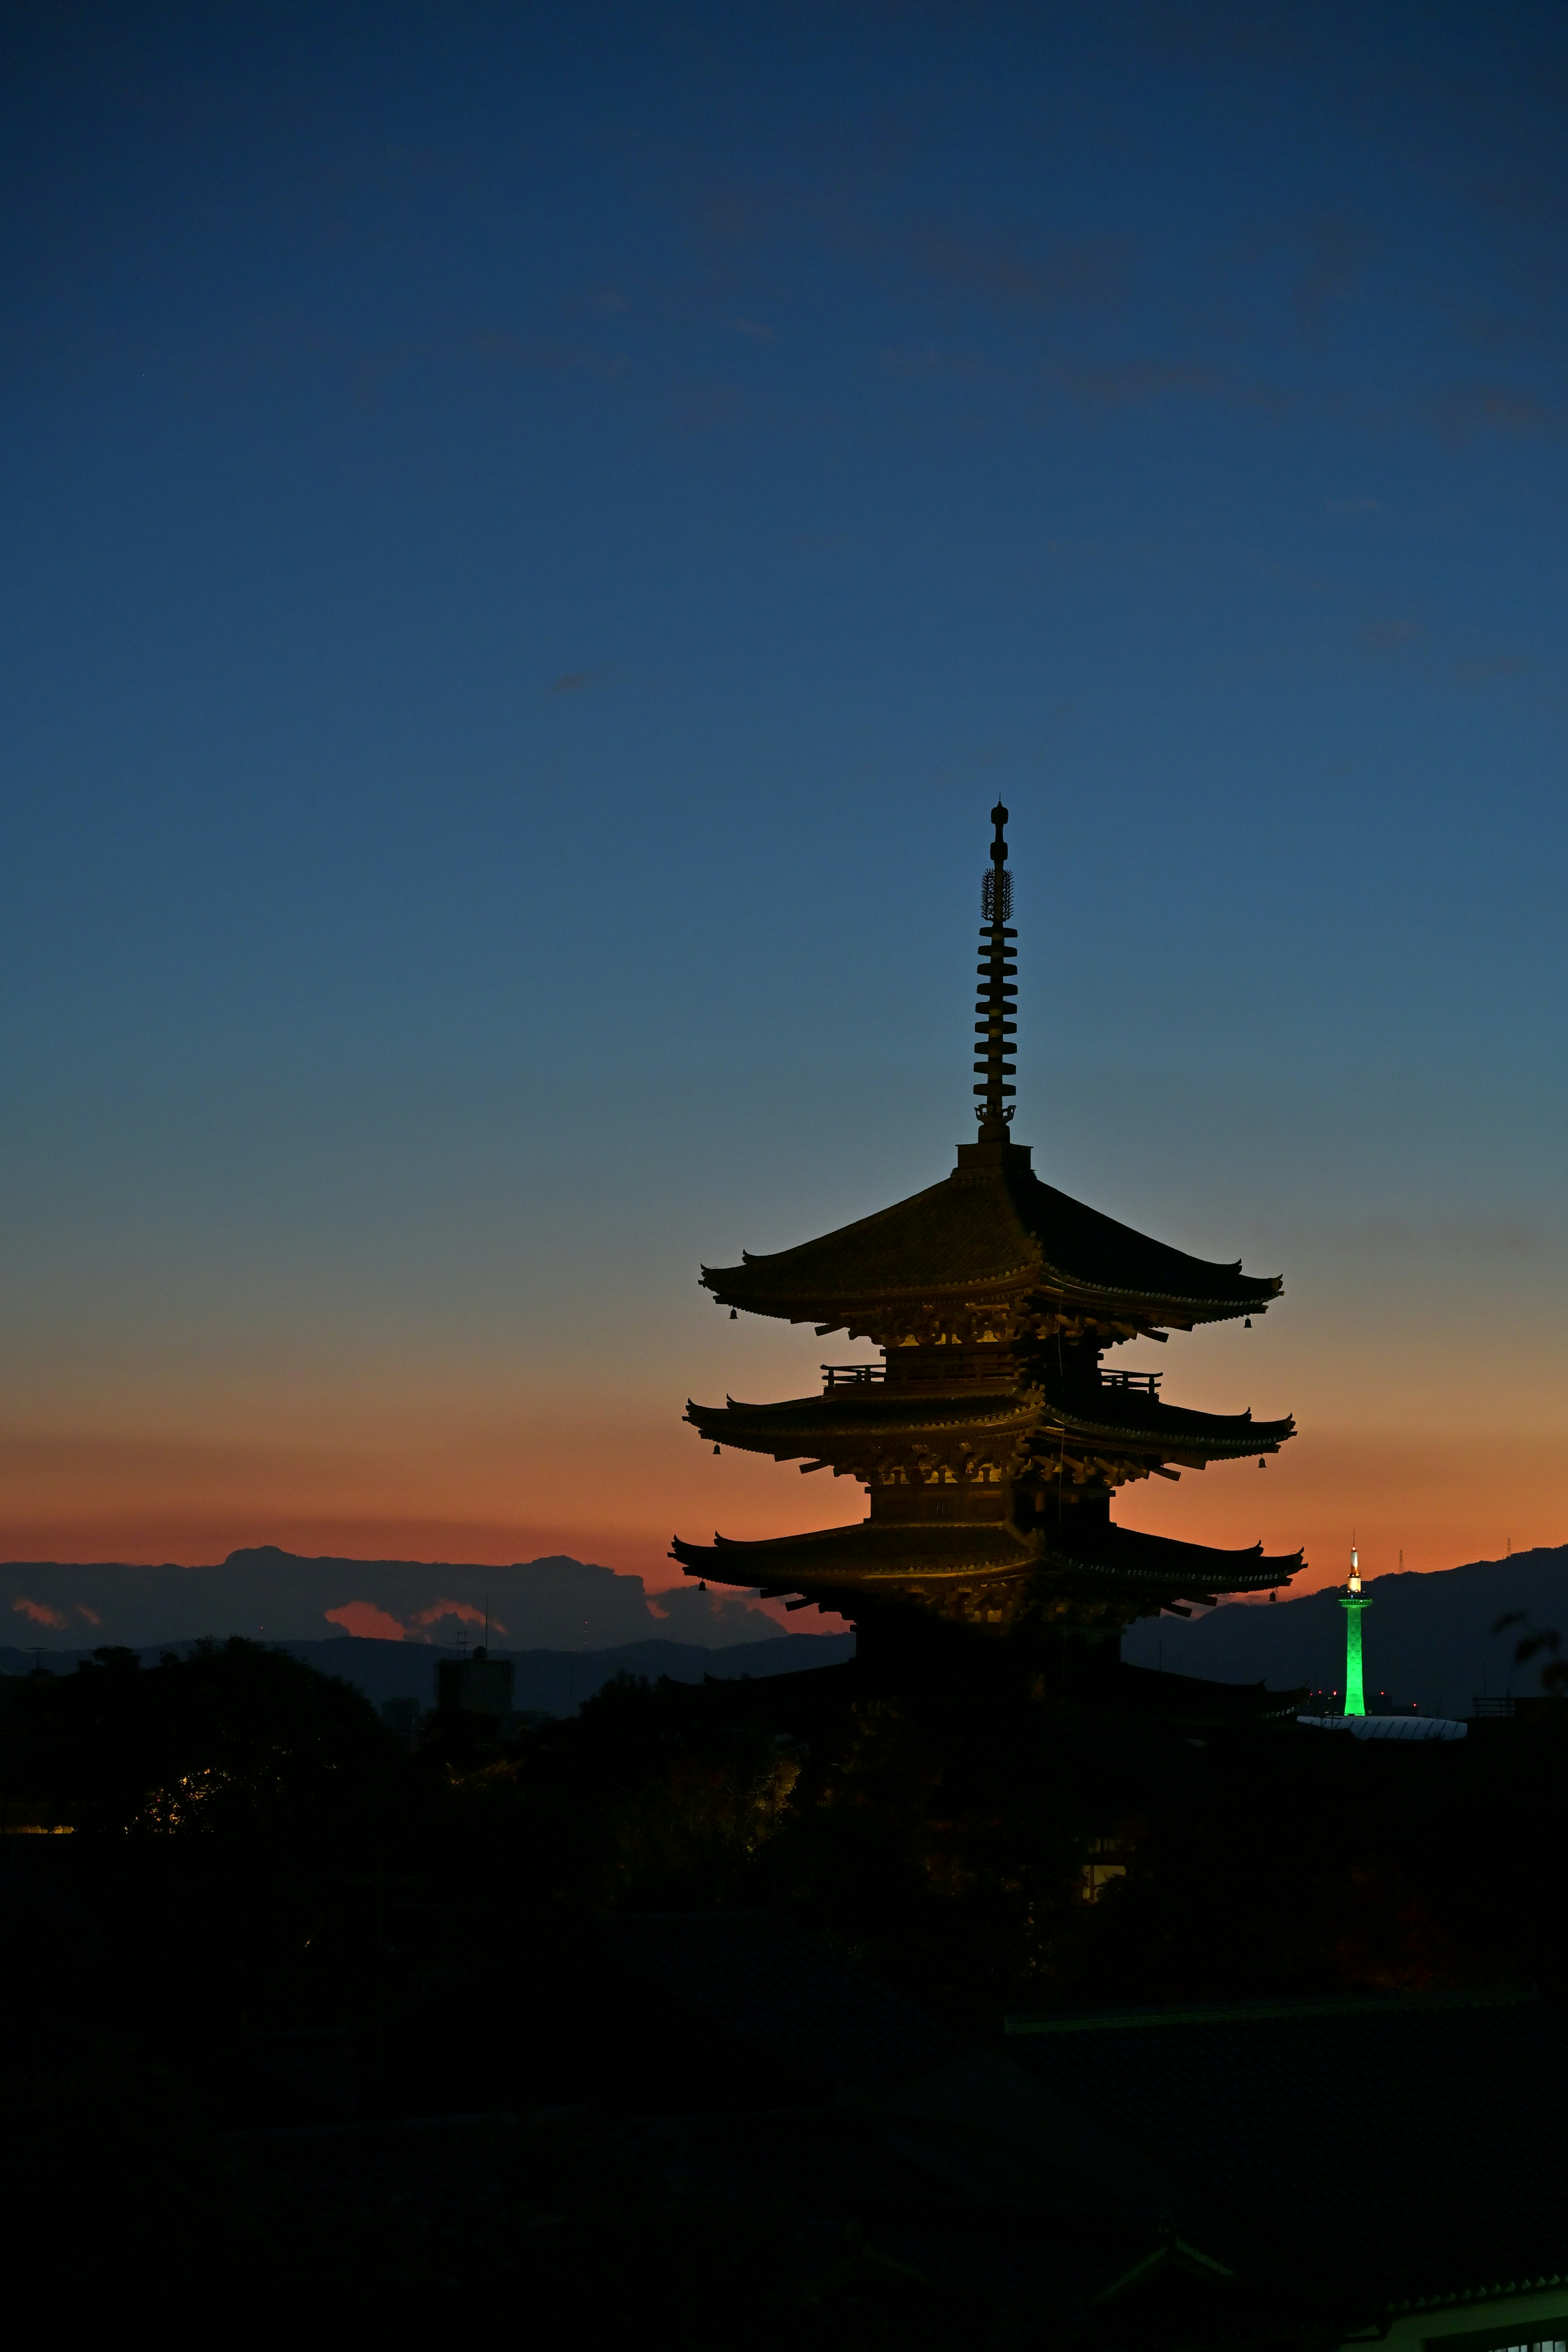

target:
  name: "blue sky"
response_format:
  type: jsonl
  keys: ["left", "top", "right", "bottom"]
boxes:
{"left": 3, "top": 1, "right": 1567, "bottom": 1590}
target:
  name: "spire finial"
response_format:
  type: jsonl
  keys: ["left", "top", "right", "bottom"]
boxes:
{"left": 974, "top": 803, "right": 1016, "bottom": 1140}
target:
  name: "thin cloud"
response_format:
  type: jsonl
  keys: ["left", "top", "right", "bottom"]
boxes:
{"left": 412, "top": 1600, "right": 508, "bottom": 1636}
{"left": 1351, "top": 612, "right": 1537, "bottom": 701}
{"left": 880, "top": 346, "right": 992, "bottom": 381}
{"left": 1340, "top": 1217, "right": 1539, "bottom": 1259}
{"left": 1428, "top": 383, "right": 1568, "bottom": 442}
{"left": 546, "top": 667, "right": 605, "bottom": 695}
{"left": 733, "top": 317, "right": 776, "bottom": 341}
{"left": 1291, "top": 216, "right": 1375, "bottom": 332}
{"left": 324, "top": 1601, "right": 405, "bottom": 1641}
{"left": 690, "top": 165, "right": 1130, "bottom": 323}
{"left": 1361, "top": 616, "right": 1424, "bottom": 653}
{"left": 474, "top": 329, "right": 630, "bottom": 380}
{"left": 900, "top": 222, "right": 1132, "bottom": 315}
{"left": 1327, "top": 497, "right": 1381, "bottom": 512}
{"left": 13, "top": 1597, "right": 67, "bottom": 1629}
{"left": 1447, "top": 649, "right": 1532, "bottom": 689}
{"left": 1039, "top": 357, "right": 1227, "bottom": 412}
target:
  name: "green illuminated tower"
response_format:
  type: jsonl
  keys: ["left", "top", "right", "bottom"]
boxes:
{"left": 1339, "top": 1545, "right": 1370, "bottom": 1717}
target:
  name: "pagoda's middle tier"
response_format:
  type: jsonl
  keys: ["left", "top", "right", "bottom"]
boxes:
{"left": 686, "top": 1357, "right": 1294, "bottom": 1501}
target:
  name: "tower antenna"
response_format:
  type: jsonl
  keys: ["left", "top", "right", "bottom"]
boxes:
{"left": 975, "top": 802, "right": 1017, "bottom": 1140}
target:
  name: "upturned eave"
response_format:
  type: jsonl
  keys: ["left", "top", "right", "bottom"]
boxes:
{"left": 669, "top": 1518, "right": 1303, "bottom": 1600}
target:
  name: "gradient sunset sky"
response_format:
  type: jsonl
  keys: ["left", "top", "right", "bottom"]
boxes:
{"left": 4, "top": 2, "right": 1567, "bottom": 1601}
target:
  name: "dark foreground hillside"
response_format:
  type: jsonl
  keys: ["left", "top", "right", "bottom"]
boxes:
{"left": 2, "top": 1639, "right": 1564, "bottom": 2339}
{"left": 0, "top": 1628, "right": 855, "bottom": 1713}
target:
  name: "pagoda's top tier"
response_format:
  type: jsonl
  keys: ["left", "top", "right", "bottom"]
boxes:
{"left": 701, "top": 1137, "right": 1280, "bottom": 1340}
{"left": 702, "top": 807, "right": 1283, "bottom": 1343}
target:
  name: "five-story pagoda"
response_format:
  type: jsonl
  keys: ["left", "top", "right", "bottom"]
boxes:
{"left": 673, "top": 805, "right": 1302, "bottom": 1694}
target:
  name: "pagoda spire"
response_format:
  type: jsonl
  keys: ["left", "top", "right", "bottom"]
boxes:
{"left": 974, "top": 801, "right": 1018, "bottom": 1141}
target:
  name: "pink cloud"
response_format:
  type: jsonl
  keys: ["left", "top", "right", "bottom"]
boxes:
{"left": 75, "top": 1604, "right": 102, "bottom": 1626}
{"left": 410, "top": 1601, "right": 506, "bottom": 1636}
{"left": 324, "top": 1601, "right": 407, "bottom": 1641}
{"left": 12, "top": 1598, "right": 67, "bottom": 1630}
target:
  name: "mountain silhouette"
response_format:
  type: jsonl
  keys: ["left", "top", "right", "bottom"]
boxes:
{"left": 1121, "top": 1546, "right": 1568, "bottom": 1715}
{"left": 0, "top": 1546, "right": 841, "bottom": 1653}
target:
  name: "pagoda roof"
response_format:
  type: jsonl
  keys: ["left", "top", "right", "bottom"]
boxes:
{"left": 691, "top": 1373, "right": 1297, "bottom": 1449}
{"left": 1037, "top": 1519, "right": 1301, "bottom": 1592}
{"left": 1039, "top": 1386, "right": 1294, "bottom": 1459}
{"left": 670, "top": 1519, "right": 1300, "bottom": 1599}
{"left": 685, "top": 1383, "right": 1293, "bottom": 1465}
{"left": 686, "top": 1385, "right": 1039, "bottom": 1451}
{"left": 701, "top": 1142, "right": 1280, "bottom": 1331}
{"left": 672, "top": 1520, "right": 1044, "bottom": 1588}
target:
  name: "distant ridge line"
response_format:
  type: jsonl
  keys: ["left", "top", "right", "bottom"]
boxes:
{"left": 1122, "top": 1545, "right": 1568, "bottom": 1717}
{"left": 0, "top": 1547, "right": 851, "bottom": 1655}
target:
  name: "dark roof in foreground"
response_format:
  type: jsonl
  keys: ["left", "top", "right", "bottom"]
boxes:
{"left": 958, "top": 1987, "right": 1568, "bottom": 2323}
{"left": 221, "top": 1918, "right": 1568, "bottom": 2343}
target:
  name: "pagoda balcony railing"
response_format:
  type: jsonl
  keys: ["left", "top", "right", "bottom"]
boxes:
{"left": 1099, "top": 1370, "right": 1162, "bottom": 1396}
{"left": 821, "top": 1363, "right": 886, "bottom": 1389}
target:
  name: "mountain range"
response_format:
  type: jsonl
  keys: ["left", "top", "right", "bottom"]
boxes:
{"left": 0, "top": 1546, "right": 834, "bottom": 1653}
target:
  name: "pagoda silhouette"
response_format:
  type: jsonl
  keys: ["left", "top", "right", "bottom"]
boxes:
{"left": 673, "top": 803, "right": 1303, "bottom": 1707}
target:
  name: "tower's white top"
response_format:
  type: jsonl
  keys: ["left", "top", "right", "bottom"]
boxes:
{"left": 1348, "top": 1544, "right": 1361, "bottom": 1595}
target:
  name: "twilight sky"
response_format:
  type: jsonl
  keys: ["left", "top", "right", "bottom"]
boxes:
{"left": 4, "top": 1, "right": 1568, "bottom": 1604}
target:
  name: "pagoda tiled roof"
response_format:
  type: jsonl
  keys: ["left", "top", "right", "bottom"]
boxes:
{"left": 686, "top": 1386, "right": 1039, "bottom": 1449}
{"left": 1036, "top": 1519, "right": 1301, "bottom": 1591}
{"left": 701, "top": 1147, "right": 1280, "bottom": 1328}
{"left": 684, "top": 1382, "right": 1294, "bottom": 1463}
{"left": 1040, "top": 1388, "right": 1294, "bottom": 1458}
{"left": 672, "top": 1520, "right": 1045, "bottom": 1588}
{"left": 670, "top": 1519, "right": 1299, "bottom": 1598}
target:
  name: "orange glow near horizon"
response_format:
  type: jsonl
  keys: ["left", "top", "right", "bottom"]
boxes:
{"left": 2, "top": 1391, "right": 1561, "bottom": 1603}
{"left": 3, "top": 1255, "right": 1564, "bottom": 1607}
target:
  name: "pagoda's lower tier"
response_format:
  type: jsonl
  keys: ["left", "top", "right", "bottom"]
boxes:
{"left": 669, "top": 1514, "right": 1302, "bottom": 1642}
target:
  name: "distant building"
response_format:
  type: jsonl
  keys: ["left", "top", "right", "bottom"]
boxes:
{"left": 435, "top": 1646, "right": 514, "bottom": 1724}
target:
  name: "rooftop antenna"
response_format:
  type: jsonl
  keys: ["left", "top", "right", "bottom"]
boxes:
{"left": 975, "top": 802, "right": 1017, "bottom": 1142}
